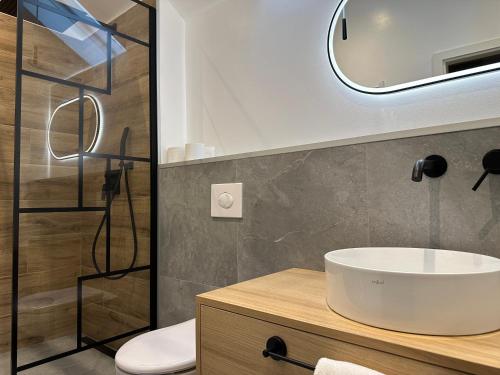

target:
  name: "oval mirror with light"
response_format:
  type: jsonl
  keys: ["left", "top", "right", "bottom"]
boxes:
{"left": 48, "top": 95, "right": 101, "bottom": 160}
{"left": 328, "top": 0, "right": 500, "bottom": 94}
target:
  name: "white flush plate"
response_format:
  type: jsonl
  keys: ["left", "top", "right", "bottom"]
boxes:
{"left": 211, "top": 183, "right": 243, "bottom": 218}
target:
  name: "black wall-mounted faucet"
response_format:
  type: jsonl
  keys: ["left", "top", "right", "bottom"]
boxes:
{"left": 411, "top": 155, "right": 448, "bottom": 182}
{"left": 472, "top": 150, "right": 500, "bottom": 191}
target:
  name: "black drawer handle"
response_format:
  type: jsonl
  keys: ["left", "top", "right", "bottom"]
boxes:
{"left": 262, "top": 336, "right": 316, "bottom": 371}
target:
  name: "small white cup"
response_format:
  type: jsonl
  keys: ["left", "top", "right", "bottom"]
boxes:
{"left": 205, "top": 145, "right": 216, "bottom": 158}
{"left": 185, "top": 143, "right": 205, "bottom": 160}
{"left": 165, "top": 147, "right": 185, "bottom": 163}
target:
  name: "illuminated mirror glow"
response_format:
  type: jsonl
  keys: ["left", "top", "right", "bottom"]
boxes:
{"left": 47, "top": 94, "right": 101, "bottom": 160}
{"left": 328, "top": 0, "right": 500, "bottom": 94}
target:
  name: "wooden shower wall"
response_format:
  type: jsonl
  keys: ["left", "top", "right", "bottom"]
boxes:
{"left": 0, "top": 0, "right": 155, "bottom": 360}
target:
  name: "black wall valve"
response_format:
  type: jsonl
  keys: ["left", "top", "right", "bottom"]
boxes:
{"left": 472, "top": 150, "right": 500, "bottom": 191}
{"left": 412, "top": 155, "right": 448, "bottom": 182}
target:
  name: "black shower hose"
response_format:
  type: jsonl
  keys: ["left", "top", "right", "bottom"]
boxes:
{"left": 91, "top": 162, "right": 138, "bottom": 280}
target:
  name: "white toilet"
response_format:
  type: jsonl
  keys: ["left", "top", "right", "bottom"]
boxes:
{"left": 115, "top": 319, "right": 196, "bottom": 375}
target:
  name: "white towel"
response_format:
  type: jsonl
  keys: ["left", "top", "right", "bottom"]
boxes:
{"left": 314, "top": 358, "right": 385, "bottom": 375}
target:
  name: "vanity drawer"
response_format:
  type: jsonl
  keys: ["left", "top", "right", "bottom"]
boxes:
{"left": 198, "top": 305, "right": 467, "bottom": 375}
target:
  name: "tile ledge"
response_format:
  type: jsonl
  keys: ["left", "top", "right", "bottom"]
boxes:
{"left": 159, "top": 117, "right": 500, "bottom": 169}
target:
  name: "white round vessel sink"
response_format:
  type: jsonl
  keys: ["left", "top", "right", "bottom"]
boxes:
{"left": 325, "top": 248, "right": 500, "bottom": 336}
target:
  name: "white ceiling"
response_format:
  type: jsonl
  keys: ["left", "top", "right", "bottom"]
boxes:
{"left": 168, "top": 0, "right": 227, "bottom": 20}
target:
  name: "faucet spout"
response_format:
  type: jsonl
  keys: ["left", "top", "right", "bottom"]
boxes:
{"left": 412, "top": 159, "right": 425, "bottom": 182}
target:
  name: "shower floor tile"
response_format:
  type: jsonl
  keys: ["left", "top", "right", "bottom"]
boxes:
{"left": 0, "top": 336, "right": 116, "bottom": 374}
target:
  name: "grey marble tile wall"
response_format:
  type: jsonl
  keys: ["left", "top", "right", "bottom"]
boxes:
{"left": 158, "top": 126, "right": 500, "bottom": 327}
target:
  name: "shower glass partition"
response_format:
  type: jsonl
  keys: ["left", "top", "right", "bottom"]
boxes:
{"left": 11, "top": 0, "right": 157, "bottom": 373}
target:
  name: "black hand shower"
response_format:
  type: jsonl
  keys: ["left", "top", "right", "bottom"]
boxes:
{"left": 119, "top": 127, "right": 129, "bottom": 162}
{"left": 91, "top": 127, "right": 138, "bottom": 280}
{"left": 342, "top": 7, "right": 347, "bottom": 40}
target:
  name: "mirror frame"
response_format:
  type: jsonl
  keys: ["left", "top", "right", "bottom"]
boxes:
{"left": 327, "top": 0, "right": 500, "bottom": 94}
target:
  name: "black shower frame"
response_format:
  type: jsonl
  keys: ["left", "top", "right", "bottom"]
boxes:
{"left": 10, "top": 0, "right": 158, "bottom": 373}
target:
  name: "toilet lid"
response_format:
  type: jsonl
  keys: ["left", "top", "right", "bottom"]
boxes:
{"left": 115, "top": 319, "right": 196, "bottom": 374}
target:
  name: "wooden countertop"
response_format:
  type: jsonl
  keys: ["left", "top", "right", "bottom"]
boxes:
{"left": 197, "top": 268, "right": 500, "bottom": 375}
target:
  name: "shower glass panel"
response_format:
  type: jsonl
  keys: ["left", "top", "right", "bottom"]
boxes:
{"left": 92, "top": 36, "right": 151, "bottom": 159}
{"left": 19, "top": 76, "right": 80, "bottom": 208}
{"left": 11, "top": 0, "right": 157, "bottom": 374}
{"left": 17, "top": 211, "right": 104, "bottom": 366}
{"left": 81, "top": 269, "right": 150, "bottom": 344}
{"left": 102, "top": 1, "right": 150, "bottom": 45}
{"left": 21, "top": 20, "right": 109, "bottom": 90}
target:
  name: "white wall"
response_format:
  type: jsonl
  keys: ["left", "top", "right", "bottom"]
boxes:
{"left": 158, "top": 1, "right": 186, "bottom": 163}
{"left": 162, "top": 0, "right": 500, "bottom": 158}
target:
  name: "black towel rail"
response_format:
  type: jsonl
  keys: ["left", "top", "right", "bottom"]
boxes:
{"left": 262, "top": 336, "right": 316, "bottom": 371}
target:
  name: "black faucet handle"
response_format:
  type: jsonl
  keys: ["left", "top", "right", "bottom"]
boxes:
{"left": 472, "top": 150, "right": 500, "bottom": 191}
{"left": 472, "top": 170, "right": 490, "bottom": 191}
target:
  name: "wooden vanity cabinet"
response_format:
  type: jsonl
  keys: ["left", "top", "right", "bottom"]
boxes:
{"left": 198, "top": 305, "right": 465, "bottom": 375}
{"left": 196, "top": 269, "right": 500, "bottom": 375}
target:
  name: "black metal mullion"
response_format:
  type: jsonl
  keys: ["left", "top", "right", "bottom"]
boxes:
{"left": 78, "top": 88, "right": 84, "bottom": 208}
{"left": 82, "top": 152, "right": 150, "bottom": 163}
{"left": 76, "top": 279, "right": 83, "bottom": 349}
{"left": 77, "top": 82, "right": 91, "bottom": 351}
{"left": 19, "top": 207, "right": 105, "bottom": 213}
{"left": 106, "top": 31, "right": 112, "bottom": 94}
{"left": 79, "top": 265, "right": 151, "bottom": 282}
{"left": 148, "top": 5, "right": 158, "bottom": 331}
{"left": 105, "top": 158, "right": 111, "bottom": 273}
{"left": 21, "top": 69, "right": 109, "bottom": 94}
{"left": 11, "top": 0, "right": 24, "bottom": 373}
